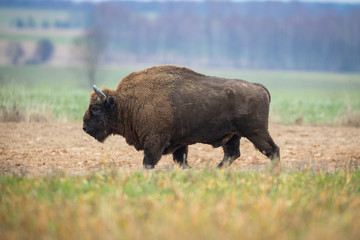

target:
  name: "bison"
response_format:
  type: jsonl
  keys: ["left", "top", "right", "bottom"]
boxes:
{"left": 82, "top": 65, "right": 280, "bottom": 169}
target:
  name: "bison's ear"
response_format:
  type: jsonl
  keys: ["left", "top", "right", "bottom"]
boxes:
{"left": 106, "top": 96, "right": 116, "bottom": 109}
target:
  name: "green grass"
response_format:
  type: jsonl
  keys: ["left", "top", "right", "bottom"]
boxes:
{"left": 1, "top": 65, "right": 360, "bottom": 124}
{"left": 204, "top": 69, "right": 360, "bottom": 90}
{"left": 0, "top": 65, "right": 138, "bottom": 121}
{"left": 0, "top": 7, "right": 83, "bottom": 44}
{"left": 0, "top": 7, "right": 72, "bottom": 27}
{"left": 1, "top": 169, "right": 359, "bottom": 240}
{"left": 0, "top": 32, "right": 78, "bottom": 45}
{"left": 270, "top": 90, "right": 360, "bottom": 124}
{"left": 0, "top": 65, "right": 135, "bottom": 89}
{"left": 0, "top": 84, "right": 88, "bottom": 121}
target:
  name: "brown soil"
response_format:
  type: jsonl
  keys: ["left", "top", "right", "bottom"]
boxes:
{"left": 1, "top": 122, "right": 359, "bottom": 176}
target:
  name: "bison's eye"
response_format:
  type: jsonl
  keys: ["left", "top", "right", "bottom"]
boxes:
{"left": 90, "top": 105, "right": 101, "bottom": 115}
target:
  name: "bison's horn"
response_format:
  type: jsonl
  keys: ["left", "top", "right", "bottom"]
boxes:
{"left": 93, "top": 85, "right": 106, "bottom": 100}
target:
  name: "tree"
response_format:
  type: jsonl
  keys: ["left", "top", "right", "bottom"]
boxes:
{"left": 26, "top": 39, "right": 54, "bottom": 64}
{"left": 42, "top": 20, "right": 50, "bottom": 29}
{"left": 34, "top": 39, "right": 54, "bottom": 63}
{"left": 6, "top": 42, "right": 24, "bottom": 65}
{"left": 15, "top": 18, "right": 25, "bottom": 28}
{"left": 27, "top": 16, "right": 36, "bottom": 28}
{"left": 74, "top": 26, "right": 106, "bottom": 87}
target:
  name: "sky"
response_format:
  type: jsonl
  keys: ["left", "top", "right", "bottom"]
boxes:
{"left": 71, "top": 0, "right": 360, "bottom": 3}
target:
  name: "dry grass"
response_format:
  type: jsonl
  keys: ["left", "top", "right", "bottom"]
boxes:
{"left": 1, "top": 169, "right": 359, "bottom": 240}
{"left": 1, "top": 103, "right": 54, "bottom": 122}
{"left": 343, "top": 107, "right": 360, "bottom": 127}
{"left": 0, "top": 83, "right": 80, "bottom": 122}
{"left": 1, "top": 66, "right": 360, "bottom": 125}
{"left": 0, "top": 104, "right": 23, "bottom": 122}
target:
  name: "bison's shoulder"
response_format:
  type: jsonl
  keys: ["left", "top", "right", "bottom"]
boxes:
{"left": 116, "top": 65, "right": 205, "bottom": 92}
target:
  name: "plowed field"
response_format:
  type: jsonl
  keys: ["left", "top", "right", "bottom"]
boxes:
{"left": 1, "top": 123, "right": 359, "bottom": 175}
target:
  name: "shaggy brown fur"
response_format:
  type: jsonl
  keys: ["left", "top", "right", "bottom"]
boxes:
{"left": 83, "top": 65, "right": 280, "bottom": 169}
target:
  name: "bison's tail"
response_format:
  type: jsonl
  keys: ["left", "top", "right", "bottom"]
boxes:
{"left": 254, "top": 83, "right": 271, "bottom": 103}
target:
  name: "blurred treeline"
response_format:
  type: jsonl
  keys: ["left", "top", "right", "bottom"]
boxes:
{"left": 3, "top": 0, "right": 360, "bottom": 72}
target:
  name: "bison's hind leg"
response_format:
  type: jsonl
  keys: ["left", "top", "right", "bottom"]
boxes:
{"left": 173, "top": 146, "right": 191, "bottom": 169}
{"left": 246, "top": 130, "right": 280, "bottom": 162}
{"left": 218, "top": 135, "right": 241, "bottom": 168}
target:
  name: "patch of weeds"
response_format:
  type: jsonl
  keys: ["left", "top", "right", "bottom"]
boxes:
{"left": 0, "top": 103, "right": 24, "bottom": 122}
{"left": 343, "top": 106, "right": 360, "bottom": 127}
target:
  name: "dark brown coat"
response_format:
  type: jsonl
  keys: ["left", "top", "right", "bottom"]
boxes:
{"left": 83, "top": 65, "right": 280, "bottom": 169}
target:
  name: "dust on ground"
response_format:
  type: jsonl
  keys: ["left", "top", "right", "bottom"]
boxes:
{"left": 1, "top": 122, "right": 359, "bottom": 175}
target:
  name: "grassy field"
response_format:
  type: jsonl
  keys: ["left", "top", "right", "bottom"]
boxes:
{"left": 1, "top": 65, "right": 360, "bottom": 124}
{"left": 1, "top": 169, "right": 359, "bottom": 240}
{"left": 0, "top": 8, "right": 70, "bottom": 26}
{"left": 1, "top": 66, "right": 360, "bottom": 239}
{"left": 0, "top": 7, "right": 81, "bottom": 44}
{"left": 1, "top": 7, "right": 360, "bottom": 240}
{"left": 0, "top": 32, "right": 79, "bottom": 45}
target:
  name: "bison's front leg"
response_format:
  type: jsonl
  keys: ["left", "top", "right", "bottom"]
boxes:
{"left": 218, "top": 135, "right": 241, "bottom": 168}
{"left": 173, "top": 146, "right": 191, "bottom": 169}
{"left": 143, "top": 135, "right": 171, "bottom": 169}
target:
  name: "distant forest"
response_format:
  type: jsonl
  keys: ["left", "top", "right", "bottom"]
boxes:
{"left": 2, "top": 0, "right": 360, "bottom": 71}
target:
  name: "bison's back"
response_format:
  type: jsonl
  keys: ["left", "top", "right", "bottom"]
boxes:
{"left": 117, "top": 65, "right": 266, "bottom": 103}
{"left": 116, "top": 65, "right": 204, "bottom": 93}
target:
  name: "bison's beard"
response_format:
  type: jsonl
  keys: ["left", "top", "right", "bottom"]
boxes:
{"left": 87, "top": 130, "right": 109, "bottom": 143}
{"left": 95, "top": 133, "right": 107, "bottom": 143}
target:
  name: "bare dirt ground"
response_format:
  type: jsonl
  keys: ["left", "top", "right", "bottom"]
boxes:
{"left": 1, "top": 122, "right": 360, "bottom": 176}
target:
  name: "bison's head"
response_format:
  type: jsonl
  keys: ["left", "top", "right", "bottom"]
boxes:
{"left": 82, "top": 85, "right": 117, "bottom": 143}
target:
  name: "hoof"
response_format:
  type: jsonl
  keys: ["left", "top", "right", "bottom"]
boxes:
{"left": 143, "top": 164, "right": 154, "bottom": 169}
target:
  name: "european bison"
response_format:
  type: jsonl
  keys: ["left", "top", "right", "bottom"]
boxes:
{"left": 83, "top": 65, "right": 280, "bottom": 169}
